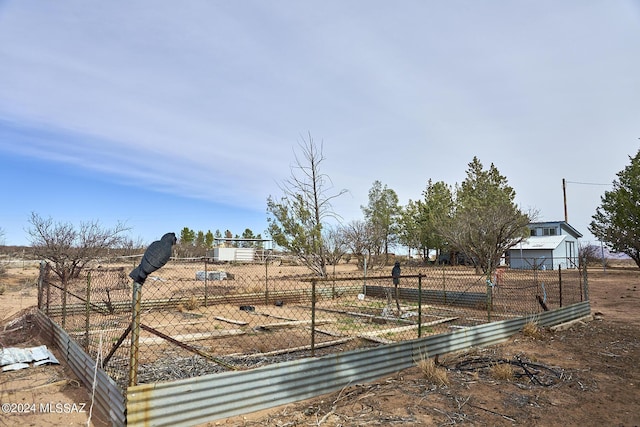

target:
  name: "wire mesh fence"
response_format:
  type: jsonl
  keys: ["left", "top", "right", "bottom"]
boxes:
{"left": 37, "top": 257, "right": 587, "bottom": 392}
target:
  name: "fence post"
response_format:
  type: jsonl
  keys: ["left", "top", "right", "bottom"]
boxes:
{"left": 418, "top": 273, "right": 423, "bottom": 338}
{"left": 265, "top": 256, "right": 269, "bottom": 305}
{"left": 558, "top": 265, "right": 563, "bottom": 307}
{"left": 486, "top": 274, "right": 493, "bottom": 322}
{"left": 204, "top": 258, "right": 208, "bottom": 307}
{"left": 311, "top": 278, "right": 316, "bottom": 357}
{"left": 37, "top": 261, "right": 45, "bottom": 311}
{"left": 62, "top": 279, "right": 68, "bottom": 329}
{"left": 85, "top": 271, "right": 91, "bottom": 352}
{"left": 45, "top": 264, "right": 51, "bottom": 316}
{"left": 441, "top": 263, "right": 446, "bottom": 304}
{"left": 129, "top": 281, "right": 143, "bottom": 387}
{"left": 583, "top": 258, "right": 589, "bottom": 301}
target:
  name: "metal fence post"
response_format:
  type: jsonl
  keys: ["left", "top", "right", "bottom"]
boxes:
{"left": 311, "top": 278, "right": 316, "bottom": 357}
{"left": 37, "top": 261, "right": 45, "bottom": 310}
{"left": 45, "top": 264, "right": 51, "bottom": 316}
{"left": 442, "top": 265, "right": 447, "bottom": 304}
{"left": 558, "top": 265, "right": 563, "bottom": 307}
{"left": 85, "top": 271, "right": 91, "bottom": 351}
{"left": 129, "top": 281, "right": 143, "bottom": 387}
{"left": 486, "top": 274, "right": 493, "bottom": 322}
{"left": 265, "top": 256, "right": 269, "bottom": 305}
{"left": 418, "top": 273, "right": 423, "bottom": 338}
{"left": 62, "top": 279, "right": 68, "bottom": 329}
{"left": 583, "top": 258, "right": 589, "bottom": 301}
{"left": 204, "top": 257, "right": 208, "bottom": 307}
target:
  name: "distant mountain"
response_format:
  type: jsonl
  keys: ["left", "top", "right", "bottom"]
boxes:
{"left": 584, "top": 244, "right": 631, "bottom": 260}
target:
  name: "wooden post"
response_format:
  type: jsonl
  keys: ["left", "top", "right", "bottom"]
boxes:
{"left": 563, "top": 178, "right": 568, "bottom": 222}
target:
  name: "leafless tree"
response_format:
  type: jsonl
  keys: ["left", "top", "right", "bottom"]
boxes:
{"left": 341, "top": 220, "right": 379, "bottom": 270}
{"left": 323, "top": 225, "right": 348, "bottom": 273}
{"left": 578, "top": 241, "right": 607, "bottom": 268}
{"left": 267, "top": 134, "right": 347, "bottom": 276}
{"left": 27, "top": 212, "right": 130, "bottom": 284}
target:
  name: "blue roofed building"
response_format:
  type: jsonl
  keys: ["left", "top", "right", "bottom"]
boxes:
{"left": 509, "top": 221, "right": 583, "bottom": 269}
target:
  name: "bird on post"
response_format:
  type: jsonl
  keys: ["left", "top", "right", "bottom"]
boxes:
{"left": 392, "top": 261, "right": 401, "bottom": 286}
{"left": 129, "top": 232, "right": 177, "bottom": 284}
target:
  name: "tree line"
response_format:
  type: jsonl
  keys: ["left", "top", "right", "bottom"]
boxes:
{"left": 175, "top": 227, "right": 264, "bottom": 257}
{"left": 3, "top": 140, "right": 638, "bottom": 290}
{"left": 267, "top": 136, "right": 640, "bottom": 277}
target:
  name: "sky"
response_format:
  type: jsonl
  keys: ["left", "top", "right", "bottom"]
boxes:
{"left": 0, "top": 1, "right": 638, "bottom": 248}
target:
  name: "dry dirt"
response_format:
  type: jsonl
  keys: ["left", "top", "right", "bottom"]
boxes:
{"left": 0, "top": 263, "right": 638, "bottom": 427}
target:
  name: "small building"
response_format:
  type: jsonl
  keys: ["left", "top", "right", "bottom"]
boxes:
{"left": 205, "top": 238, "right": 273, "bottom": 263}
{"left": 208, "top": 247, "right": 255, "bottom": 262}
{"left": 509, "top": 221, "right": 582, "bottom": 270}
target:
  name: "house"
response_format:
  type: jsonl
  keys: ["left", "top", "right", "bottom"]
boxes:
{"left": 509, "top": 221, "right": 583, "bottom": 270}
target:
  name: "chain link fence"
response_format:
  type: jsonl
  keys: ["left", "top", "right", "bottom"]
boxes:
{"left": 37, "top": 257, "right": 587, "bottom": 392}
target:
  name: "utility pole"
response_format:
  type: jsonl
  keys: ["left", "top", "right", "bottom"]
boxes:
{"left": 562, "top": 178, "right": 568, "bottom": 222}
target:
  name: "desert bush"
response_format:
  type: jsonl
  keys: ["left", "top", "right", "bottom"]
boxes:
{"left": 416, "top": 353, "right": 449, "bottom": 386}
{"left": 579, "top": 242, "right": 609, "bottom": 268}
{"left": 522, "top": 321, "right": 544, "bottom": 339}
{"left": 489, "top": 362, "right": 514, "bottom": 381}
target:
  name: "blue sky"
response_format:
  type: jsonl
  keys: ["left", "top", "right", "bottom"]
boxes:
{"left": 0, "top": 1, "right": 638, "bottom": 247}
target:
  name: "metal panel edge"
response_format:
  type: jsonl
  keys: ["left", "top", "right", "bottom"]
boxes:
{"left": 34, "top": 310, "right": 126, "bottom": 427}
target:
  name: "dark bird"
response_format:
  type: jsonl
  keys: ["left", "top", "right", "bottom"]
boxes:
{"left": 392, "top": 261, "right": 401, "bottom": 285}
{"left": 129, "top": 232, "right": 177, "bottom": 284}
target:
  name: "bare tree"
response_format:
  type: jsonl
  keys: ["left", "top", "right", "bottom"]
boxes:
{"left": 341, "top": 220, "right": 377, "bottom": 270}
{"left": 323, "top": 225, "right": 348, "bottom": 273}
{"left": 267, "top": 134, "right": 347, "bottom": 276}
{"left": 578, "top": 241, "right": 607, "bottom": 268}
{"left": 27, "top": 212, "right": 130, "bottom": 284}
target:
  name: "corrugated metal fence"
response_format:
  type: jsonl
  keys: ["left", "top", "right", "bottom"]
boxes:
{"left": 33, "top": 299, "right": 590, "bottom": 426}
{"left": 126, "top": 301, "right": 591, "bottom": 426}
{"left": 33, "top": 310, "right": 126, "bottom": 426}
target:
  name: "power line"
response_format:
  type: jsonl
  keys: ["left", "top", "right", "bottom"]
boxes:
{"left": 565, "top": 180, "right": 611, "bottom": 186}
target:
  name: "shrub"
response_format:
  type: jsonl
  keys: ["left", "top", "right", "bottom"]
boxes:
{"left": 489, "top": 362, "right": 514, "bottom": 381}
{"left": 416, "top": 353, "right": 449, "bottom": 386}
{"left": 522, "top": 321, "right": 544, "bottom": 339}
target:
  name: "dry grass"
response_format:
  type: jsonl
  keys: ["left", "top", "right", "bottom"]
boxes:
{"left": 416, "top": 354, "right": 449, "bottom": 386}
{"left": 522, "top": 321, "right": 544, "bottom": 339}
{"left": 175, "top": 296, "right": 201, "bottom": 312}
{"left": 489, "top": 362, "right": 514, "bottom": 381}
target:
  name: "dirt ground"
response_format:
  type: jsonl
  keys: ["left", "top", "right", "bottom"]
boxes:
{"left": 0, "top": 262, "right": 638, "bottom": 427}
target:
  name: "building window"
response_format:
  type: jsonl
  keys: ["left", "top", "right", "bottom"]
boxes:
{"left": 542, "top": 227, "right": 557, "bottom": 236}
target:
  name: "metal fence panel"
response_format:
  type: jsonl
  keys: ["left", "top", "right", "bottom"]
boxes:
{"left": 38, "top": 260, "right": 588, "bottom": 391}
